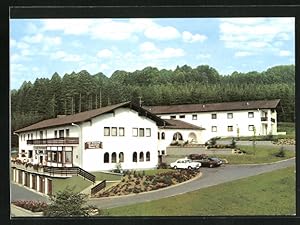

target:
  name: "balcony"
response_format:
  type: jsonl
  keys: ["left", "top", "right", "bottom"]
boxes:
{"left": 260, "top": 117, "right": 276, "bottom": 123}
{"left": 27, "top": 137, "right": 79, "bottom": 145}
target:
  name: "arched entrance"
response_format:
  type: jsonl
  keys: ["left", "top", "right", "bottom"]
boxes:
{"left": 173, "top": 132, "right": 183, "bottom": 141}
{"left": 188, "top": 132, "right": 197, "bottom": 144}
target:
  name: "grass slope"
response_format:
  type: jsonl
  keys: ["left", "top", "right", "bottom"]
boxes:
{"left": 213, "top": 145, "right": 295, "bottom": 164}
{"left": 52, "top": 176, "right": 91, "bottom": 194}
{"left": 104, "top": 167, "right": 295, "bottom": 216}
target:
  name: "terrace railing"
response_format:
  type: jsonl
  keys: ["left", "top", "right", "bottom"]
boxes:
{"left": 91, "top": 180, "right": 106, "bottom": 195}
{"left": 27, "top": 137, "right": 79, "bottom": 145}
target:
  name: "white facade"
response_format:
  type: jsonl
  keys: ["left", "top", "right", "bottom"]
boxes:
{"left": 16, "top": 107, "right": 159, "bottom": 172}
{"left": 157, "top": 108, "right": 278, "bottom": 142}
{"left": 80, "top": 108, "right": 158, "bottom": 171}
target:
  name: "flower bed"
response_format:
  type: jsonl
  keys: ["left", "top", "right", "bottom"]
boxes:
{"left": 94, "top": 169, "right": 200, "bottom": 198}
{"left": 12, "top": 200, "right": 48, "bottom": 212}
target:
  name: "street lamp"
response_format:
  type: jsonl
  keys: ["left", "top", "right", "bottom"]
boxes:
{"left": 71, "top": 123, "right": 83, "bottom": 167}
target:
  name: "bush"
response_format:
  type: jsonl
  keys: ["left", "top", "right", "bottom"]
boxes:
{"left": 275, "top": 147, "right": 286, "bottom": 158}
{"left": 44, "top": 187, "right": 100, "bottom": 217}
{"left": 157, "top": 162, "right": 168, "bottom": 169}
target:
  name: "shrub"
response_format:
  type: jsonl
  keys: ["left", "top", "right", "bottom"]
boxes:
{"left": 275, "top": 147, "right": 286, "bottom": 158}
{"left": 157, "top": 162, "right": 168, "bottom": 169}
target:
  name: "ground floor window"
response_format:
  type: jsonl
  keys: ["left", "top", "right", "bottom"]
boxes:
{"left": 227, "top": 126, "right": 233, "bottom": 132}
{"left": 104, "top": 152, "right": 109, "bottom": 163}
{"left": 139, "top": 152, "right": 144, "bottom": 162}
{"left": 111, "top": 152, "right": 117, "bottom": 163}
{"left": 119, "top": 152, "right": 124, "bottom": 163}
{"left": 133, "top": 152, "right": 137, "bottom": 162}
{"left": 146, "top": 151, "right": 150, "bottom": 161}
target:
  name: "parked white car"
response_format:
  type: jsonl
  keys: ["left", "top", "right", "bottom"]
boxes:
{"left": 170, "top": 158, "right": 201, "bottom": 170}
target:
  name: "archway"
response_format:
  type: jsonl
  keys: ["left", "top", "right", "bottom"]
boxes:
{"left": 188, "top": 132, "right": 197, "bottom": 143}
{"left": 173, "top": 132, "right": 183, "bottom": 141}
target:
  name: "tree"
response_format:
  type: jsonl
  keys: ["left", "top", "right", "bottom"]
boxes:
{"left": 43, "top": 187, "right": 99, "bottom": 217}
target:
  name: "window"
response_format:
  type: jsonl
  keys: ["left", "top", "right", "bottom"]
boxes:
{"left": 139, "top": 128, "right": 145, "bottom": 137}
{"left": 28, "top": 150, "right": 33, "bottom": 158}
{"left": 146, "top": 152, "right": 150, "bottom": 161}
{"left": 158, "top": 132, "right": 160, "bottom": 140}
{"left": 133, "top": 152, "right": 137, "bottom": 162}
{"left": 248, "top": 125, "right": 254, "bottom": 131}
{"left": 211, "top": 126, "right": 217, "bottom": 132}
{"left": 173, "top": 132, "right": 183, "bottom": 141}
{"left": 27, "top": 134, "right": 30, "bottom": 140}
{"left": 59, "top": 130, "right": 64, "bottom": 138}
{"left": 161, "top": 132, "right": 165, "bottom": 140}
{"left": 132, "top": 128, "right": 138, "bottom": 137}
{"left": 104, "top": 152, "right": 109, "bottom": 163}
{"left": 47, "top": 151, "right": 51, "bottom": 161}
{"left": 111, "top": 127, "right": 117, "bottom": 136}
{"left": 227, "top": 126, "right": 233, "bottom": 132}
{"left": 192, "top": 114, "right": 197, "bottom": 120}
{"left": 211, "top": 114, "right": 217, "bottom": 119}
{"left": 104, "top": 127, "right": 110, "bottom": 136}
{"left": 227, "top": 113, "right": 233, "bottom": 119}
{"left": 119, "top": 127, "right": 125, "bottom": 136}
{"left": 179, "top": 115, "right": 185, "bottom": 118}
{"left": 248, "top": 112, "right": 254, "bottom": 118}
{"left": 162, "top": 150, "right": 165, "bottom": 155}
{"left": 58, "top": 152, "right": 62, "bottom": 163}
{"left": 170, "top": 115, "right": 176, "bottom": 119}
{"left": 139, "top": 152, "right": 144, "bottom": 162}
{"left": 119, "top": 152, "right": 124, "bottom": 163}
{"left": 54, "top": 130, "right": 57, "bottom": 138}
{"left": 66, "top": 129, "right": 69, "bottom": 137}
{"left": 39, "top": 131, "right": 43, "bottom": 139}
{"left": 146, "top": 128, "right": 151, "bottom": 137}
{"left": 30, "top": 133, "right": 33, "bottom": 139}
{"left": 52, "top": 152, "right": 57, "bottom": 162}
{"left": 111, "top": 152, "right": 117, "bottom": 163}
{"left": 65, "top": 151, "right": 72, "bottom": 163}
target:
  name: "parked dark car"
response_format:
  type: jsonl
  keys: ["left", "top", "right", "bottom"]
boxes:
{"left": 195, "top": 157, "right": 223, "bottom": 168}
{"left": 188, "top": 153, "right": 207, "bottom": 160}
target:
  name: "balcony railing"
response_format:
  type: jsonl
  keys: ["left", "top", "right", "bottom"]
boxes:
{"left": 27, "top": 137, "right": 79, "bottom": 145}
{"left": 261, "top": 117, "right": 276, "bottom": 123}
{"left": 261, "top": 117, "right": 268, "bottom": 121}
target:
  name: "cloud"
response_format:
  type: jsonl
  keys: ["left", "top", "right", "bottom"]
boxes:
{"left": 196, "top": 53, "right": 211, "bottom": 59}
{"left": 278, "top": 50, "right": 291, "bottom": 56}
{"left": 50, "top": 50, "right": 82, "bottom": 62}
{"left": 97, "top": 49, "right": 113, "bottom": 58}
{"left": 144, "top": 24, "right": 180, "bottom": 40}
{"left": 234, "top": 51, "right": 255, "bottom": 57}
{"left": 139, "top": 42, "right": 158, "bottom": 52}
{"left": 23, "top": 33, "right": 43, "bottom": 43}
{"left": 41, "top": 18, "right": 181, "bottom": 41}
{"left": 142, "top": 47, "right": 185, "bottom": 59}
{"left": 182, "top": 31, "right": 207, "bottom": 43}
{"left": 219, "top": 18, "right": 294, "bottom": 56}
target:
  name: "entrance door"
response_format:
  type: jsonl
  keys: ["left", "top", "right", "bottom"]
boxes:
{"left": 39, "top": 176, "right": 45, "bottom": 193}
{"left": 48, "top": 179, "right": 52, "bottom": 196}
{"left": 39, "top": 156, "right": 43, "bottom": 164}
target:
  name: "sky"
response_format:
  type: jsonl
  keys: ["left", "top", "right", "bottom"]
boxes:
{"left": 10, "top": 18, "right": 295, "bottom": 90}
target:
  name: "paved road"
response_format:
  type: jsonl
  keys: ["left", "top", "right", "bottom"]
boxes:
{"left": 11, "top": 183, "right": 49, "bottom": 203}
{"left": 88, "top": 158, "right": 295, "bottom": 209}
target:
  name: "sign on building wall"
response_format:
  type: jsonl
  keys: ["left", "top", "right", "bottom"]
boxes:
{"left": 84, "top": 141, "right": 103, "bottom": 149}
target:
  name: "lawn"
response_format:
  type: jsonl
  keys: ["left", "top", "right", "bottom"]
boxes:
{"left": 91, "top": 172, "right": 122, "bottom": 181}
{"left": 212, "top": 145, "right": 295, "bottom": 164}
{"left": 103, "top": 166, "right": 295, "bottom": 216}
{"left": 52, "top": 176, "right": 92, "bottom": 194}
{"left": 277, "top": 122, "right": 295, "bottom": 139}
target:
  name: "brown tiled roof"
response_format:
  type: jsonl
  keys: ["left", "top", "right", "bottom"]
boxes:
{"left": 160, "top": 119, "right": 205, "bottom": 130}
{"left": 144, "top": 99, "right": 280, "bottom": 115}
{"left": 15, "top": 101, "right": 167, "bottom": 133}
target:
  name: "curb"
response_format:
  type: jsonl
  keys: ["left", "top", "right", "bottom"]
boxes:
{"left": 88, "top": 171, "right": 203, "bottom": 201}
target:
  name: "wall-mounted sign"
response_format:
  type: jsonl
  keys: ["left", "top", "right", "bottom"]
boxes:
{"left": 85, "top": 141, "right": 103, "bottom": 149}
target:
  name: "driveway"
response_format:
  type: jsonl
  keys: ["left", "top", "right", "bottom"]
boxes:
{"left": 11, "top": 183, "right": 49, "bottom": 203}
{"left": 88, "top": 157, "right": 295, "bottom": 209}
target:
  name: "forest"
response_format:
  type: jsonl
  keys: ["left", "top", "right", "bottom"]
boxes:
{"left": 11, "top": 64, "right": 295, "bottom": 146}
